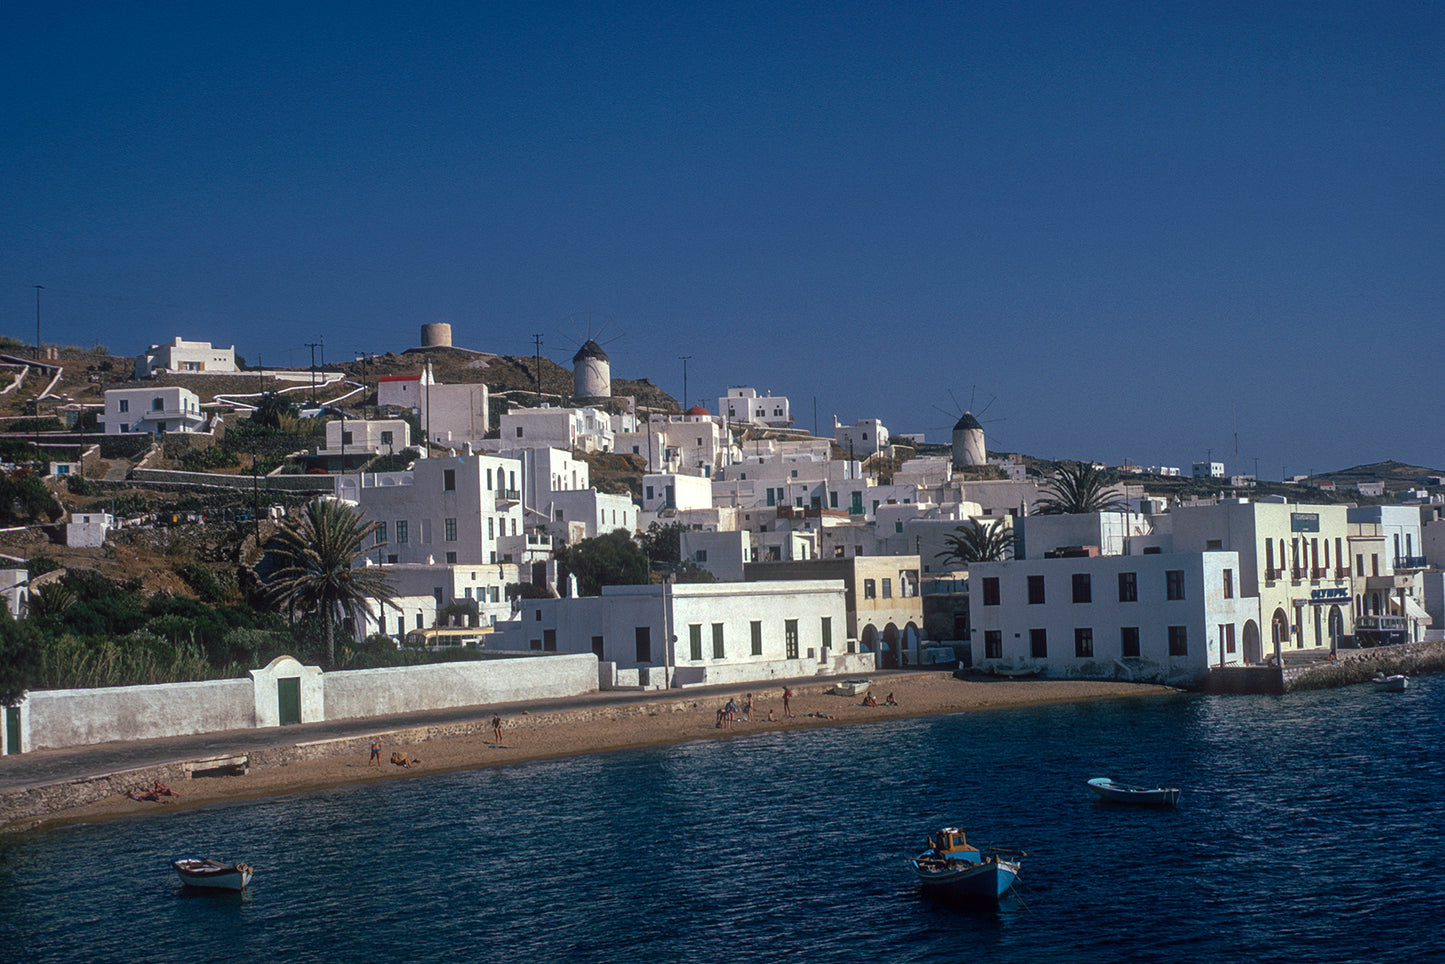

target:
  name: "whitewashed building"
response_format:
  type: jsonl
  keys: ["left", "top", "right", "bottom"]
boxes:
{"left": 497, "top": 405, "right": 614, "bottom": 454}
{"left": 378, "top": 367, "right": 489, "bottom": 449}
{"left": 134, "top": 337, "right": 237, "bottom": 378}
{"left": 614, "top": 410, "right": 734, "bottom": 477}
{"left": 100, "top": 387, "right": 205, "bottom": 437}
{"left": 336, "top": 452, "right": 524, "bottom": 566}
{"left": 718, "top": 387, "right": 791, "bottom": 427}
{"left": 833, "top": 417, "right": 889, "bottom": 458}
{"left": 968, "top": 550, "right": 1259, "bottom": 685}
{"left": 499, "top": 580, "right": 868, "bottom": 689}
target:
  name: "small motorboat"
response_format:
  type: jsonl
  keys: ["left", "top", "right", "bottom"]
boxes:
{"left": 1087, "top": 777, "right": 1181, "bottom": 806}
{"left": 833, "top": 679, "right": 870, "bottom": 697}
{"left": 1372, "top": 673, "right": 1409, "bottom": 692}
{"left": 172, "top": 857, "right": 254, "bottom": 891}
{"left": 910, "top": 827, "right": 1023, "bottom": 902}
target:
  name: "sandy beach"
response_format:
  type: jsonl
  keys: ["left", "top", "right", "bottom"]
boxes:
{"left": 23, "top": 673, "right": 1178, "bottom": 831}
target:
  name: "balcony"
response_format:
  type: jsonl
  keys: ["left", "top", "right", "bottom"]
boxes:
{"left": 1290, "top": 567, "right": 1304, "bottom": 581}
{"left": 1335, "top": 567, "right": 1351, "bottom": 578}
{"left": 1395, "top": 555, "right": 1427, "bottom": 571}
{"left": 495, "top": 488, "right": 521, "bottom": 505}
{"left": 1311, "top": 567, "right": 1328, "bottom": 579}
{"left": 1265, "top": 568, "right": 1284, "bottom": 581}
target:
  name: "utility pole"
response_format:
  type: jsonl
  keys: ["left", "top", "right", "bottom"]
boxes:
{"left": 533, "top": 333, "right": 543, "bottom": 406}
{"left": 34, "top": 285, "right": 43, "bottom": 361}
{"left": 306, "top": 341, "right": 322, "bottom": 405}
{"left": 679, "top": 355, "right": 692, "bottom": 413}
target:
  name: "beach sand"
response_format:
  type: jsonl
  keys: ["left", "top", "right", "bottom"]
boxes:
{"left": 30, "top": 673, "right": 1178, "bottom": 830}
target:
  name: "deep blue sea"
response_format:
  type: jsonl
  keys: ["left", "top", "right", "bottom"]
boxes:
{"left": 2, "top": 676, "right": 1442, "bottom": 964}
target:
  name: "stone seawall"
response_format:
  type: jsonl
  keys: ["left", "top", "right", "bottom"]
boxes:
{"left": 1283, "top": 639, "right": 1445, "bottom": 691}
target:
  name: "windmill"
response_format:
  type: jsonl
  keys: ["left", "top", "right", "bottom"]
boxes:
{"left": 558, "top": 312, "right": 623, "bottom": 404}
{"left": 930, "top": 388, "right": 1008, "bottom": 471}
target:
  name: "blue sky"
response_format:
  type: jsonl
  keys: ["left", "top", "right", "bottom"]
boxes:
{"left": 4, "top": 2, "right": 1442, "bottom": 478}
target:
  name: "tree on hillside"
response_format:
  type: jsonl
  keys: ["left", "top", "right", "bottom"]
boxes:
{"left": 1033, "top": 463, "right": 1127, "bottom": 515}
{"left": 556, "top": 529, "right": 649, "bottom": 596}
{"left": 250, "top": 392, "right": 299, "bottom": 429}
{"left": 0, "top": 471, "right": 62, "bottom": 526}
{"left": 261, "top": 499, "right": 398, "bottom": 664}
{"left": 637, "top": 521, "right": 686, "bottom": 569}
{"left": 935, "top": 519, "right": 1015, "bottom": 566}
{"left": 0, "top": 610, "right": 44, "bottom": 706}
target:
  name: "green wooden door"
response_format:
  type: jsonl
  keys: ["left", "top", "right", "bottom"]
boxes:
{"left": 278, "top": 677, "right": 302, "bottom": 725}
{"left": 4, "top": 705, "right": 19, "bottom": 755}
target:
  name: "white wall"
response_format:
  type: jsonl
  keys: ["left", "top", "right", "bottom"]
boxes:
{"left": 322, "top": 654, "right": 597, "bottom": 719}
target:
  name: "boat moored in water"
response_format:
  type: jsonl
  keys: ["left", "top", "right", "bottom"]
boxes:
{"left": 1372, "top": 673, "right": 1409, "bottom": 692}
{"left": 910, "top": 827, "right": 1023, "bottom": 901}
{"left": 1087, "top": 777, "right": 1181, "bottom": 806}
{"left": 172, "top": 857, "right": 254, "bottom": 891}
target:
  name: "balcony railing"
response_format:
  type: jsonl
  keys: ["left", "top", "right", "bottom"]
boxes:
{"left": 1335, "top": 567, "right": 1351, "bottom": 578}
{"left": 1395, "top": 555, "right": 1427, "bottom": 571}
{"left": 1265, "top": 568, "right": 1284, "bottom": 581}
{"left": 495, "top": 488, "right": 521, "bottom": 503}
{"left": 1311, "top": 567, "right": 1328, "bottom": 579}
{"left": 1290, "top": 567, "right": 1303, "bottom": 580}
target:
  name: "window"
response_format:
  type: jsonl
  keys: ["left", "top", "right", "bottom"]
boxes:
{"left": 1221, "top": 623, "right": 1236, "bottom": 654}
{"left": 152, "top": 397, "right": 163, "bottom": 410}
{"left": 543, "top": 629, "right": 556, "bottom": 651}
{"left": 119, "top": 423, "right": 128, "bottom": 432}
{"left": 1074, "top": 627, "right": 1093, "bottom": 658}
{"left": 1166, "top": 570, "right": 1185, "bottom": 600}
{"left": 751, "top": 620, "right": 762, "bottom": 656}
{"left": 444, "top": 518, "right": 457, "bottom": 542}
{"left": 984, "top": 630, "right": 1002, "bottom": 659}
{"left": 1206, "top": 539, "right": 1222, "bottom": 550}
{"left": 821, "top": 616, "right": 832, "bottom": 650}
{"left": 1356, "top": 553, "right": 1364, "bottom": 577}
{"left": 689, "top": 624, "right": 702, "bottom": 661}
{"left": 1072, "top": 573, "right": 1091, "bottom": 603}
{"left": 591, "top": 635, "right": 604, "bottom": 658}
{"left": 863, "top": 579, "right": 876, "bottom": 599}
{"left": 1223, "top": 569, "right": 1234, "bottom": 599}
{"left": 396, "top": 521, "right": 408, "bottom": 544}
{"left": 1168, "top": 626, "right": 1188, "bottom": 655}
{"left": 982, "top": 577, "right": 1000, "bottom": 606}
{"left": 515, "top": 426, "right": 524, "bottom": 437}
{"left": 895, "top": 521, "right": 903, "bottom": 534}
{"left": 445, "top": 551, "right": 456, "bottom": 564}
{"left": 376, "top": 522, "right": 387, "bottom": 545}
{"left": 118, "top": 399, "right": 129, "bottom": 413}
{"left": 341, "top": 431, "right": 354, "bottom": 445}
{"left": 635, "top": 626, "right": 652, "bottom": 663}
{"left": 784, "top": 620, "right": 799, "bottom": 659}
{"left": 882, "top": 578, "right": 892, "bottom": 598}
{"left": 443, "top": 469, "right": 456, "bottom": 491}
{"left": 380, "top": 430, "right": 393, "bottom": 447}
{"left": 1121, "top": 627, "right": 1140, "bottom": 658}
{"left": 694, "top": 549, "right": 708, "bottom": 563}
{"left": 1029, "top": 628, "right": 1047, "bottom": 658}
{"left": 1026, "top": 575, "right": 1045, "bottom": 604}
{"left": 712, "top": 623, "right": 725, "bottom": 659}
{"left": 1118, "top": 572, "right": 1137, "bottom": 602}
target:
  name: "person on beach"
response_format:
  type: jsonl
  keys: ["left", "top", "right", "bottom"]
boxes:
{"left": 742, "top": 693, "right": 753, "bottom": 721}
{"left": 862, "top": 693, "right": 878, "bottom": 707}
{"left": 370, "top": 739, "right": 382, "bottom": 766}
{"left": 767, "top": 707, "right": 777, "bottom": 722}
{"left": 724, "top": 698, "right": 737, "bottom": 728}
{"left": 783, "top": 686, "right": 793, "bottom": 717}
{"left": 492, "top": 714, "right": 503, "bottom": 745}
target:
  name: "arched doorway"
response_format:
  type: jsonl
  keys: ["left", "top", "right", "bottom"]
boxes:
{"left": 1328, "top": 606, "right": 1344, "bottom": 648}
{"left": 860, "top": 624, "right": 877, "bottom": 653}
{"left": 881, "top": 623, "right": 900, "bottom": 669}
{"left": 1270, "top": 609, "right": 1290, "bottom": 662}
{"left": 904, "top": 622, "right": 921, "bottom": 667}
{"left": 1242, "top": 620, "right": 1262, "bottom": 665}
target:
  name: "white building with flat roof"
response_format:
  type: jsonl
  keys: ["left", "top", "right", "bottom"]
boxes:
{"left": 135, "top": 337, "right": 237, "bottom": 378}
{"left": 719, "top": 387, "right": 791, "bottom": 427}
{"left": 100, "top": 387, "right": 205, "bottom": 436}
{"left": 833, "top": 417, "right": 889, "bottom": 457}
{"left": 498, "top": 579, "right": 867, "bottom": 689}
{"left": 968, "top": 549, "right": 1259, "bottom": 685}
{"left": 336, "top": 453, "right": 524, "bottom": 567}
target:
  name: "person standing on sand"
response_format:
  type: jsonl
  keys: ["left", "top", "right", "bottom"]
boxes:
{"left": 743, "top": 693, "right": 753, "bottom": 722}
{"left": 492, "top": 714, "right": 503, "bottom": 746}
{"left": 783, "top": 686, "right": 793, "bottom": 717}
{"left": 369, "top": 739, "right": 382, "bottom": 767}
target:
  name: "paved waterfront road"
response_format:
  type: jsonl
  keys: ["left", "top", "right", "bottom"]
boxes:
{"left": 0, "top": 679, "right": 818, "bottom": 796}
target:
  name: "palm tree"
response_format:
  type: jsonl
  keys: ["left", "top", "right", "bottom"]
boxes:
{"left": 262, "top": 499, "right": 397, "bottom": 664}
{"left": 935, "top": 519, "right": 1015, "bottom": 566}
{"left": 1032, "top": 462, "right": 1127, "bottom": 515}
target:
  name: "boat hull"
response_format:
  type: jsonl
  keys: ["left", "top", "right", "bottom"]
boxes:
{"left": 1087, "top": 777, "right": 1180, "bottom": 806}
{"left": 911, "top": 855, "right": 1020, "bottom": 901}
{"left": 172, "top": 859, "right": 253, "bottom": 891}
{"left": 1373, "top": 675, "right": 1408, "bottom": 692}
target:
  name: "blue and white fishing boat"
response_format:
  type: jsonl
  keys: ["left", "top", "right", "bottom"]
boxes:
{"left": 910, "top": 827, "right": 1023, "bottom": 901}
{"left": 172, "top": 857, "right": 253, "bottom": 891}
{"left": 1372, "top": 673, "right": 1409, "bottom": 692}
{"left": 1087, "top": 777, "right": 1181, "bottom": 806}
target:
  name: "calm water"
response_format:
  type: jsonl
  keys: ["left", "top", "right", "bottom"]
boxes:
{"left": 2, "top": 677, "right": 1442, "bottom": 964}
